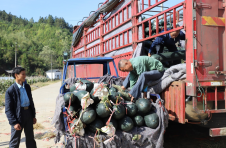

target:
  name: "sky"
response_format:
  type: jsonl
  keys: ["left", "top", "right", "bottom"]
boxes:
{"left": 0, "top": 0, "right": 184, "bottom": 26}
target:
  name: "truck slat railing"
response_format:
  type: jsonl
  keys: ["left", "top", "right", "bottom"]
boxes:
{"left": 136, "top": 1, "right": 185, "bottom": 44}
{"left": 73, "top": 0, "right": 185, "bottom": 58}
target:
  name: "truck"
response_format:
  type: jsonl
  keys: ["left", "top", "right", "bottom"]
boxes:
{"left": 65, "top": 0, "right": 226, "bottom": 137}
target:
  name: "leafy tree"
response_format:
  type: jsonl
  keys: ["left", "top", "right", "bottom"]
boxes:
{"left": 0, "top": 10, "right": 73, "bottom": 75}
{"left": 29, "top": 17, "right": 34, "bottom": 23}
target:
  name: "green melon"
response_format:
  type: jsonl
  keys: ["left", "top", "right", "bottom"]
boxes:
{"left": 119, "top": 116, "right": 134, "bottom": 132}
{"left": 88, "top": 118, "right": 104, "bottom": 133}
{"left": 90, "top": 89, "right": 100, "bottom": 104}
{"left": 80, "top": 108, "right": 96, "bottom": 124}
{"left": 103, "top": 118, "right": 118, "bottom": 129}
{"left": 125, "top": 101, "right": 137, "bottom": 117}
{"left": 64, "top": 92, "right": 77, "bottom": 106}
{"left": 96, "top": 102, "right": 111, "bottom": 118}
{"left": 109, "top": 87, "right": 117, "bottom": 93}
{"left": 136, "top": 98, "right": 152, "bottom": 115}
{"left": 74, "top": 90, "right": 89, "bottom": 102}
{"left": 109, "top": 91, "right": 120, "bottom": 103}
{"left": 70, "top": 85, "right": 77, "bottom": 92}
{"left": 118, "top": 91, "right": 131, "bottom": 101}
{"left": 113, "top": 104, "right": 126, "bottom": 120}
{"left": 134, "top": 115, "right": 144, "bottom": 127}
{"left": 144, "top": 113, "right": 159, "bottom": 129}
{"left": 67, "top": 105, "right": 76, "bottom": 112}
{"left": 112, "top": 84, "right": 124, "bottom": 92}
{"left": 80, "top": 79, "right": 94, "bottom": 93}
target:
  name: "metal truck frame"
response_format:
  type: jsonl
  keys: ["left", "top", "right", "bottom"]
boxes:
{"left": 69, "top": 0, "right": 226, "bottom": 137}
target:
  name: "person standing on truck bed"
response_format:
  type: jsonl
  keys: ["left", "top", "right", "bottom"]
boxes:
{"left": 148, "top": 29, "right": 185, "bottom": 64}
{"left": 119, "top": 56, "right": 164, "bottom": 101}
{"left": 5, "top": 67, "right": 37, "bottom": 148}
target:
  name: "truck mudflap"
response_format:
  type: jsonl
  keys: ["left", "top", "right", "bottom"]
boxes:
{"left": 210, "top": 128, "right": 226, "bottom": 137}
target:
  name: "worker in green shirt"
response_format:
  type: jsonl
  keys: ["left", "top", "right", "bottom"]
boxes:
{"left": 118, "top": 56, "right": 164, "bottom": 101}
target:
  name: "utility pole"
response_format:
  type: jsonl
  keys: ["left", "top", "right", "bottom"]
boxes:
{"left": 161, "top": 4, "right": 163, "bottom": 11}
{"left": 51, "top": 53, "right": 53, "bottom": 81}
{"left": 15, "top": 43, "right": 17, "bottom": 67}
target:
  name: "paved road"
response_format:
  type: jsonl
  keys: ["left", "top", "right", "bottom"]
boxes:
{"left": 0, "top": 81, "right": 62, "bottom": 148}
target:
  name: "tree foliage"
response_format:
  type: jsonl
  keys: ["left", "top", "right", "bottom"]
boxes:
{"left": 0, "top": 10, "right": 73, "bottom": 76}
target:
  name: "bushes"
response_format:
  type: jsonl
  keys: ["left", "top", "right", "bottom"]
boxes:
{"left": 0, "top": 76, "right": 49, "bottom": 93}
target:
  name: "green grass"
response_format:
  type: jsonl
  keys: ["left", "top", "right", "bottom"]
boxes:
{"left": 30, "top": 80, "right": 60, "bottom": 91}
{"left": 0, "top": 93, "right": 5, "bottom": 108}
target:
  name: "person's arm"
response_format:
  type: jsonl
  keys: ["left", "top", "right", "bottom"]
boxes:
{"left": 180, "top": 31, "right": 185, "bottom": 40}
{"left": 122, "top": 73, "right": 130, "bottom": 89}
{"left": 149, "top": 36, "right": 165, "bottom": 54}
{"left": 129, "top": 72, "right": 138, "bottom": 88}
{"left": 5, "top": 90, "right": 18, "bottom": 126}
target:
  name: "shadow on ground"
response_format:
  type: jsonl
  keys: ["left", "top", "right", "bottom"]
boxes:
{"left": 0, "top": 137, "right": 25, "bottom": 147}
{"left": 164, "top": 121, "right": 226, "bottom": 148}
{"left": 0, "top": 141, "right": 9, "bottom": 147}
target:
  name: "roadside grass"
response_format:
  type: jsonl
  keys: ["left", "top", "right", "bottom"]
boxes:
{"left": 0, "top": 80, "right": 60, "bottom": 108}
{"left": 0, "top": 93, "right": 5, "bottom": 108}
{"left": 30, "top": 80, "right": 60, "bottom": 91}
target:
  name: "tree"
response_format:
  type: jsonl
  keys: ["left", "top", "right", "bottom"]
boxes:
{"left": 47, "top": 15, "right": 54, "bottom": 26}
{"left": 0, "top": 11, "right": 73, "bottom": 75}
{"left": 39, "top": 46, "right": 58, "bottom": 69}
{"left": 38, "top": 17, "right": 44, "bottom": 23}
{"left": 29, "top": 17, "right": 34, "bottom": 23}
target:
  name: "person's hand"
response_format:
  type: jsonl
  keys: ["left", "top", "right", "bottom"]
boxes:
{"left": 33, "top": 118, "right": 37, "bottom": 124}
{"left": 129, "top": 94, "right": 134, "bottom": 102}
{"left": 143, "top": 92, "right": 147, "bottom": 99}
{"left": 148, "top": 53, "right": 151, "bottom": 57}
{"left": 14, "top": 124, "right": 22, "bottom": 130}
{"left": 121, "top": 86, "right": 126, "bottom": 91}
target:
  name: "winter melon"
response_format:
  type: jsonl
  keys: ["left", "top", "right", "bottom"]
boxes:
{"left": 108, "top": 91, "right": 120, "bottom": 103}
{"left": 125, "top": 101, "right": 137, "bottom": 117}
{"left": 144, "top": 113, "right": 159, "bottom": 129}
{"left": 96, "top": 102, "right": 111, "bottom": 118}
{"left": 64, "top": 92, "right": 77, "bottom": 106}
{"left": 136, "top": 98, "right": 152, "bottom": 115}
{"left": 88, "top": 118, "right": 104, "bottom": 133}
{"left": 74, "top": 90, "right": 89, "bottom": 102}
{"left": 80, "top": 79, "right": 94, "bottom": 93}
{"left": 80, "top": 108, "right": 96, "bottom": 124}
{"left": 113, "top": 104, "right": 125, "bottom": 120}
{"left": 70, "top": 85, "right": 77, "bottom": 92}
{"left": 119, "top": 116, "right": 134, "bottom": 132}
{"left": 134, "top": 115, "right": 144, "bottom": 127}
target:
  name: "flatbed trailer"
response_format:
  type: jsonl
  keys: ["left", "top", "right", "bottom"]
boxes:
{"left": 67, "top": 0, "right": 226, "bottom": 137}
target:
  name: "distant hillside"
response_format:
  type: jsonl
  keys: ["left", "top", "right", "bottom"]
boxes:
{"left": 0, "top": 10, "right": 73, "bottom": 76}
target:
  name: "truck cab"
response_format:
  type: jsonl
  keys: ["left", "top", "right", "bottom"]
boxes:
{"left": 60, "top": 57, "right": 119, "bottom": 94}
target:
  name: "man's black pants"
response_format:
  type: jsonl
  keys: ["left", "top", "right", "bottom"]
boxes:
{"left": 9, "top": 107, "right": 37, "bottom": 148}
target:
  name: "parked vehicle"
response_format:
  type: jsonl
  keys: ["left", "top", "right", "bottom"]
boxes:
{"left": 66, "top": 0, "right": 226, "bottom": 137}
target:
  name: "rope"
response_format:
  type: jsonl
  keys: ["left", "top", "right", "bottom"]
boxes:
{"left": 92, "top": 83, "right": 105, "bottom": 96}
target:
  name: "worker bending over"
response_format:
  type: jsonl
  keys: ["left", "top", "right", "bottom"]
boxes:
{"left": 148, "top": 29, "right": 185, "bottom": 65}
{"left": 118, "top": 56, "right": 164, "bottom": 101}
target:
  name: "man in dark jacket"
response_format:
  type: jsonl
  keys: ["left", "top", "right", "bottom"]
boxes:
{"left": 5, "top": 67, "right": 37, "bottom": 148}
